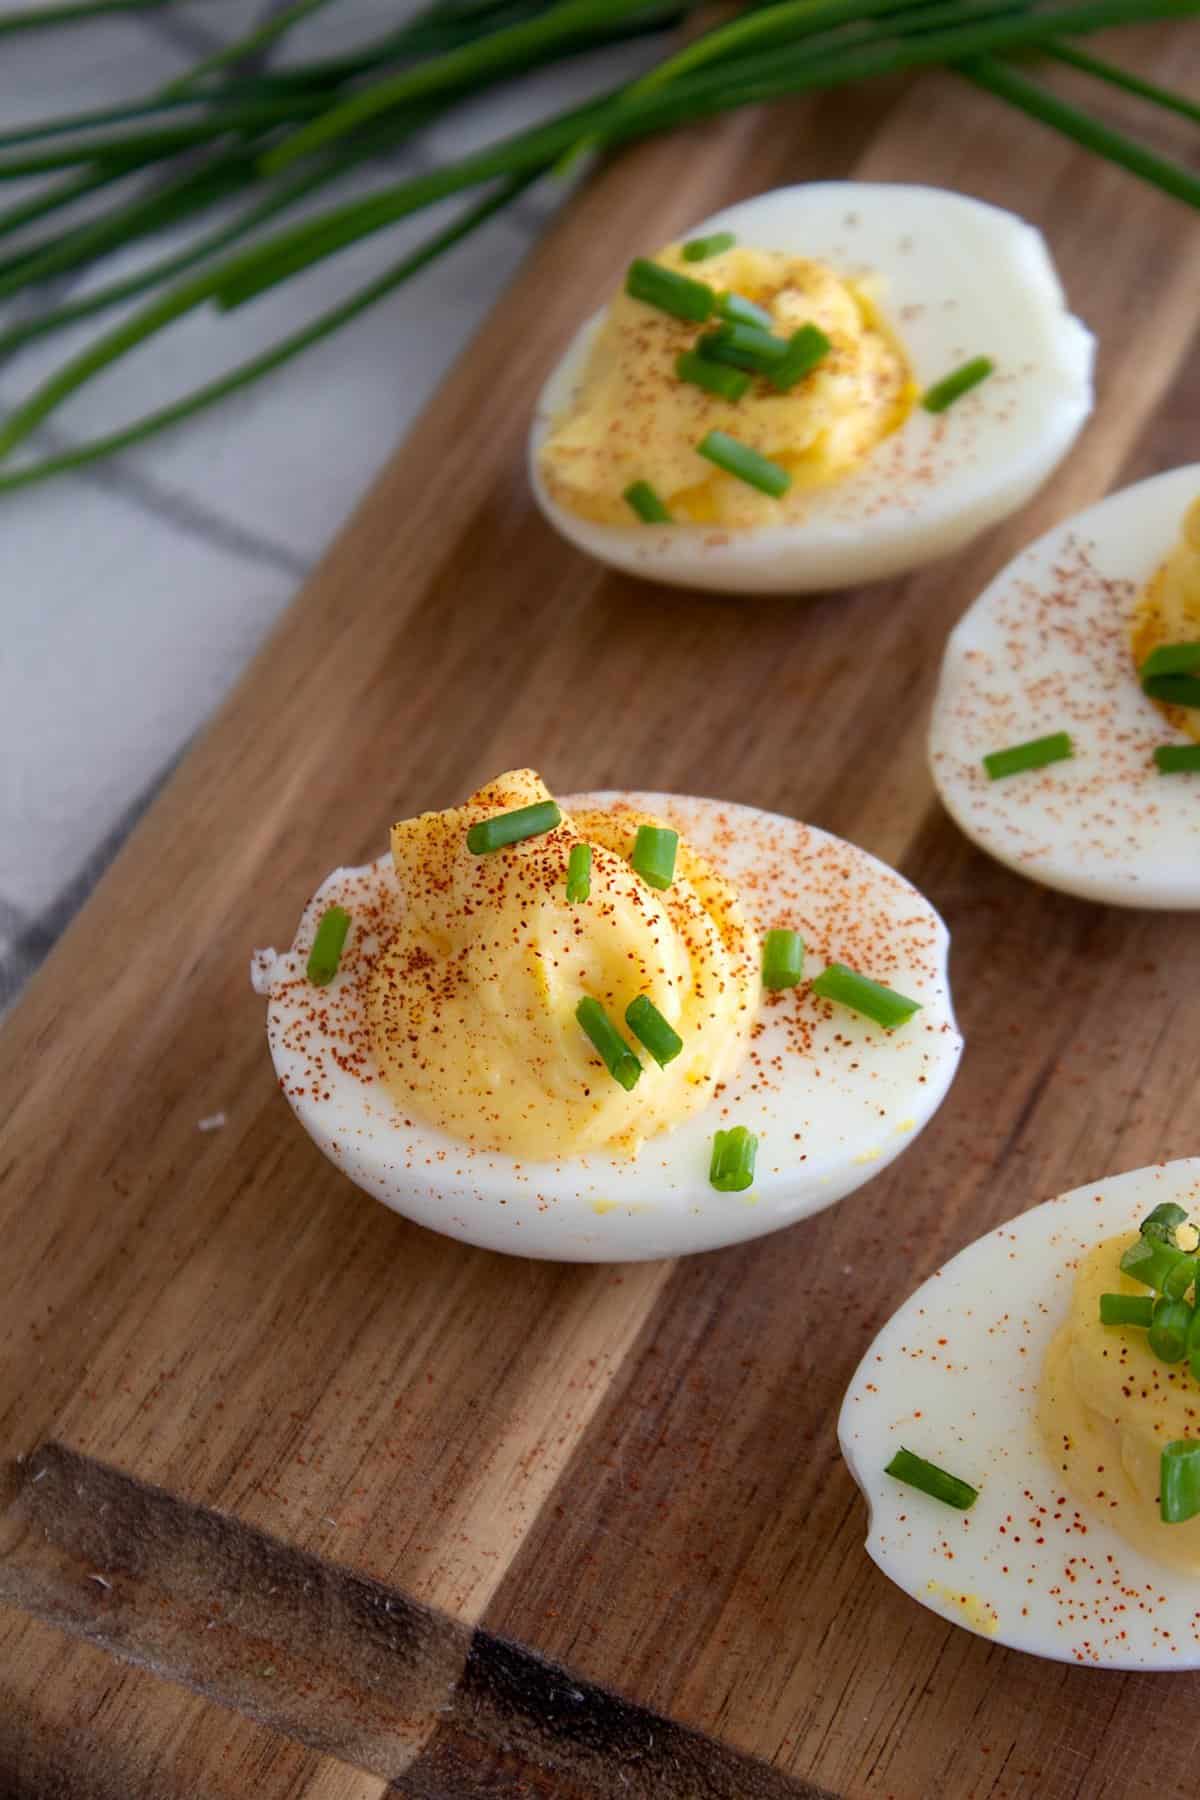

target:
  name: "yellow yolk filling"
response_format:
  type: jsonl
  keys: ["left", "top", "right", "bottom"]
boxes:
{"left": 538, "top": 243, "right": 914, "bottom": 530}
{"left": 1130, "top": 495, "right": 1200, "bottom": 744}
{"left": 368, "top": 769, "right": 758, "bottom": 1159}
{"left": 1040, "top": 1235, "right": 1200, "bottom": 1577}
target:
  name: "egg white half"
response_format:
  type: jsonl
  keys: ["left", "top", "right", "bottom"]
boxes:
{"left": 256, "top": 793, "right": 962, "bottom": 1261}
{"left": 840, "top": 1159, "right": 1200, "bottom": 1669}
{"left": 529, "top": 183, "right": 1094, "bottom": 594}
{"left": 930, "top": 464, "right": 1200, "bottom": 908}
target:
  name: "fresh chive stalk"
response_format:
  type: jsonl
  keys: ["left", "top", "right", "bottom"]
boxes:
{"left": 631, "top": 824, "right": 678, "bottom": 891}
{"left": 1161, "top": 1440, "right": 1200, "bottom": 1524}
{"left": 716, "top": 291, "right": 774, "bottom": 330}
{"left": 769, "top": 323, "right": 831, "bottom": 391}
{"left": 0, "top": 0, "right": 172, "bottom": 34}
{"left": 1120, "top": 1235, "right": 1197, "bottom": 1300}
{"left": 982, "top": 733, "right": 1074, "bottom": 781}
{"left": 884, "top": 1446, "right": 977, "bottom": 1511}
{"left": 576, "top": 996, "right": 641, "bottom": 1092}
{"left": 566, "top": 842, "right": 592, "bottom": 903}
{"left": 625, "top": 256, "right": 715, "bottom": 322}
{"left": 0, "top": 1, "right": 1196, "bottom": 485}
{"left": 306, "top": 904, "right": 351, "bottom": 986}
{"left": 467, "top": 799, "right": 561, "bottom": 854}
{"left": 810, "top": 962, "right": 921, "bottom": 1030}
{"left": 625, "top": 995, "right": 683, "bottom": 1067}
{"left": 1149, "top": 1297, "right": 1193, "bottom": 1364}
{"left": 682, "top": 230, "right": 735, "bottom": 261}
{"left": 1155, "top": 745, "right": 1200, "bottom": 774}
{"left": 1141, "top": 1202, "right": 1191, "bottom": 1244}
{"left": 0, "top": 173, "right": 533, "bottom": 489}
{"left": 961, "top": 49, "right": 1200, "bottom": 214}
{"left": 921, "top": 355, "right": 994, "bottom": 412}
{"left": 709, "top": 1125, "right": 757, "bottom": 1192}
{"left": 1098, "top": 1293, "right": 1155, "bottom": 1328}
{"left": 676, "top": 349, "right": 750, "bottom": 401}
{"left": 1143, "top": 675, "right": 1200, "bottom": 708}
{"left": 697, "top": 430, "right": 791, "bottom": 498}
{"left": 1139, "top": 643, "right": 1200, "bottom": 680}
{"left": 623, "top": 479, "right": 673, "bottom": 523}
{"left": 1048, "top": 42, "right": 1200, "bottom": 127}
{"left": 161, "top": 0, "right": 342, "bottom": 100}
{"left": 762, "top": 928, "right": 805, "bottom": 991}
{"left": 697, "top": 320, "right": 792, "bottom": 371}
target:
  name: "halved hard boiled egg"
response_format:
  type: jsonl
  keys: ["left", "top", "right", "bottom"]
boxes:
{"left": 840, "top": 1159, "right": 1200, "bottom": 1669}
{"left": 254, "top": 781, "right": 962, "bottom": 1261}
{"left": 930, "top": 464, "right": 1200, "bottom": 908}
{"left": 529, "top": 182, "right": 1094, "bottom": 593}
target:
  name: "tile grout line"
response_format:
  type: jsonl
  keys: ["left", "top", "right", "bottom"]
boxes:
{"left": 138, "top": 8, "right": 227, "bottom": 60}
{"left": 0, "top": 753, "right": 185, "bottom": 1013}
{"left": 22, "top": 417, "right": 314, "bottom": 581}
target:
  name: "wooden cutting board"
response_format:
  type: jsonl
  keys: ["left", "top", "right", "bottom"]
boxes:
{"left": 3, "top": 22, "right": 1200, "bottom": 1798}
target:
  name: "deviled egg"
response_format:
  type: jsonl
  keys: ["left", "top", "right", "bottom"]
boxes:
{"left": 840, "top": 1159, "right": 1200, "bottom": 1668}
{"left": 530, "top": 183, "right": 1094, "bottom": 593}
{"left": 930, "top": 464, "right": 1200, "bottom": 907}
{"left": 254, "top": 770, "right": 962, "bottom": 1260}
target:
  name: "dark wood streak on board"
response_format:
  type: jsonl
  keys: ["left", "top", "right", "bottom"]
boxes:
{"left": 0, "top": 1447, "right": 813, "bottom": 1799}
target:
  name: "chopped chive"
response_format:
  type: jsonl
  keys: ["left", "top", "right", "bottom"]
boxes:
{"left": 625, "top": 257, "right": 714, "bottom": 323}
{"left": 709, "top": 1124, "right": 757, "bottom": 1193}
{"left": 623, "top": 479, "right": 672, "bottom": 524}
{"left": 631, "top": 823, "right": 678, "bottom": 891}
{"left": 762, "top": 928, "right": 805, "bottom": 991}
{"left": 466, "top": 799, "right": 561, "bottom": 855}
{"left": 1099, "top": 1293, "right": 1155, "bottom": 1327}
{"left": 1144, "top": 674, "right": 1200, "bottom": 708}
{"left": 716, "top": 291, "right": 773, "bottom": 331}
{"left": 982, "top": 732, "right": 1074, "bottom": 781}
{"left": 676, "top": 348, "right": 750, "bottom": 402}
{"left": 1161, "top": 1440, "right": 1200, "bottom": 1523}
{"left": 768, "top": 322, "right": 832, "bottom": 393}
{"left": 1140, "top": 642, "right": 1200, "bottom": 680}
{"left": 1150, "top": 1297, "right": 1193, "bottom": 1363}
{"left": 1120, "top": 1234, "right": 1197, "bottom": 1299}
{"left": 1154, "top": 744, "right": 1200, "bottom": 773}
{"left": 697, "top": 430, "right": 791, "bottom": 498}
{"left": 884, "top": 1446, "right": 977, "bottom": 1512}
{"left": 810, "top": 961, "right": 921, "bottom": 1031}
{"left": 575, "top": 996, "right": 641, "bottom": 1092}
{"left": 306, "top": 904, "right": 350, "bottom": 986}
{"left": 624, "top": 994, "right": 683, "bottom": 1067}
{"left": 922, "top": 355, "right": 995, "bottom": 413}
{"left": 697, "top": 321, "right": 791, "bottom": 371}
{"left": 682, "top": 230, "right": 735, "bottom": 262}
{"left": 1141, "top": 1201, "right": 1191, "bottom": 1244}
{"left": 566, "top": 842, "right": 591, "bottom": 903}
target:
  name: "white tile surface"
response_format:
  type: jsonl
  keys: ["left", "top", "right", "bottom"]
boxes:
{"left": 0, "top": 3, "right": 671, "bottom": 1006}
{"left": 2, "top": 186, "right": 535, "bottom": 559}
{"left": 0, "top": 471, "right": 294, "bottom": 916}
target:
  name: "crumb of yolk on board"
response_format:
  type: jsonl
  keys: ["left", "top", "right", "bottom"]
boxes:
{"left": 367, "top": 770, "right": 759, "bottom": 1162}
{"left": 925, "top": 1580, "right": 999, "bottom": 1636}
{"left": 1040, "top": 1232, "right": 1200, "bottom": 1578}
{"left": 1129, "top": 494, "right": 1200, "bottom": 744}
{"left": 538, "top": 242, "right": 915, "bottom": 529}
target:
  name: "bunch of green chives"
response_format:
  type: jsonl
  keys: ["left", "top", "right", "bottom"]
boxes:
{"left": 0, "top": 0, "right": 1195, "bottom": 490}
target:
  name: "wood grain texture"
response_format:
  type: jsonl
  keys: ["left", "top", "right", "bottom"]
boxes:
{"left": 2, "top": 20, "right": 1200, "bottom": 1797}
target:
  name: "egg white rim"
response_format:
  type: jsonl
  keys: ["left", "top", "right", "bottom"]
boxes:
{"left": 529, "top": 181, "right": 1095, "bottom": 594}
{"left": 929, "top": 463, "right": 1200, "bottom": 909}
{"left": 257, "top": 792, "right": 963, "bottom": 1262}
{"left": 839, "top": 1158, "right": 1200, "bottom": 1669}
